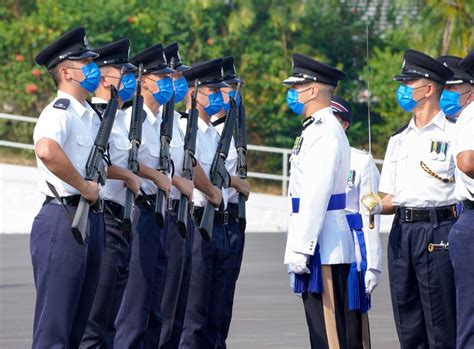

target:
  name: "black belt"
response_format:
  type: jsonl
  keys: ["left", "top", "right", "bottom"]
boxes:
{"left": 227, "top": 203, "right": 238, "bottom": 220}
{"left": 104, "top": 200, "right": 125, "bottom": 219}
{"left": 193, "top": 206, "right": 229, "bottom": 226}
{"left": 135, "top": 194, "right": 156, "bottom": 207}
{"left": 463, "top": 200, "right": 474, "bottom": 211}
{"left": 397, "top": 205, "right": 458, "bottom": 223}
{"left": 44, "top": 195, "right": 81, "bottom": 207}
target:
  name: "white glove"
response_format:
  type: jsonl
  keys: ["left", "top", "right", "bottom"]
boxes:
{"left": 365, "top": 269, "right": 381, "bottom": 294}
{"left": 361, "top": 193, "right": 382, "bottom": 215}
{"left": 288, "top": 253, "right": 310, "bottom": 275}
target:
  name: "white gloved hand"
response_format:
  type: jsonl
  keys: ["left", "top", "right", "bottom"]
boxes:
{"left": 361, "top": 193, "right": 382, "bottom": 215}
{"left": 288, "top": 253, "right": 310, "bottom": 275}
{"left": 365, "top": 269, "right": 381, "bottom": 294}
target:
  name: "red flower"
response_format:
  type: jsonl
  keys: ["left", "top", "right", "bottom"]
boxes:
{"left": 15, "top": 54, "right": 25, "bottom": 62}
{"left": 127, "top": 16, "right": 135, "bottom": 24}
{"left": 25, "top": 84, "right": 39, "bottom": 94}
{"left": 32, "top": 69, "right": 41, "bottom": 78}
{"left": 207, "top": 38, "right": 214, "bottom": 45}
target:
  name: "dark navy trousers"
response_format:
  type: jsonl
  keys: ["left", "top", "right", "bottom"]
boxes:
{"left": 449, "top": 209, "right": 474, "bottom": 349}
{"left": 158, "top": 212, "right": 192, "bottom": 348}
{"left": 30, "top": 202, "right": 105, "bottom": 349}
{"left": 388, "top": 212, "right": 456, "bottom": 349}
{"left": 80, "top": 209, "right": 132, "bottom": 348}
{"left": 113, "top": 203, "right": 170, "bottom": 349}
{"left": 165, "top": 216, "right": 196, "bottom": 349}
{"left": 178, "top": 215, "right": 231, "bottom": 349}
{"left": 216, "top": 206, "right": 245, "bottom": 348}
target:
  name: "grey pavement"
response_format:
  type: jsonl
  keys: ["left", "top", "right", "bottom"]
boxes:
{"left": 0, "top": 233, "right": 398, "bottom": 348}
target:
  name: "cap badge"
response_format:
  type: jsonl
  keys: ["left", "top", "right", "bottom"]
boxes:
{"left": 83, "top": 35, "right": 89, "bottom": 48}
{"left": 401, "top": 59, "right": 406, "bottom": 69}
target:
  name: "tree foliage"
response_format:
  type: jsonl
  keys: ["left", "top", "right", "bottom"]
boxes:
{"left": 0, "top": 0, "right": 472, "bottom": 166}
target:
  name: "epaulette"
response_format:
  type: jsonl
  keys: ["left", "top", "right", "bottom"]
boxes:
{"left": 179, "top": 111, "right": 189, "bottom": 119}
{"left": 53, "top": 98, "right": 70, "bottom": 110}
{"left": 446, "top": 115, "right": 457, "bottom": 124}
{"left": 212, "top": 116, "right": 226, "bottom": 127}
{"left": 391, "top": 122, "right": 409, "bottom": 137}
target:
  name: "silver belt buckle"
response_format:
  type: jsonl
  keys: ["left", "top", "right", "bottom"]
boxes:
{"left": 404, "top": 208, "right": 413, "bottom": 222}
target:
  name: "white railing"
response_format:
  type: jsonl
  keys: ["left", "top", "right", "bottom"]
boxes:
{"left": 0, "top": 113, "right": 383, "bottom": 195}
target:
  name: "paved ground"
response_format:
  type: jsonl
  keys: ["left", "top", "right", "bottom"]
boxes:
{"left": 0, "top": 233, "right": 398, "bottom": 348}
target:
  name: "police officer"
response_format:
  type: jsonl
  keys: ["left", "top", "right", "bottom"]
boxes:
{"left": 178, "top": 58, "right": 230, "bottom": 348}
{"left": 362, "top": 49, "right": 457, "bottom": 348}
{"left": 31, "top": 27, "right": 105, "bottom": 348}
{"left": 438, "top": 53, "right": 474, "bottom": 121}
{"left": 331, "top": 95, "right": 382, "bottom": 349}
{"left": 80, "top": 38, "right": 141, "bottom": 348}
{"left": 157, "top": 41, "right": 195, "bottom": 349}
{"left": 211, "top": 55, "right": 250, "bottom": 348}
{"left": 446, "top": 49, "right": 474, "bottom": 349}
{"left": 283, "top": 53, "right": 355, "bottom": 349}
{"left": 113, "top": 43, "right": 174, "bottom": 348}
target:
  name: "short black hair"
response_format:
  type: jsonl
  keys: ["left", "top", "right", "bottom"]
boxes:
{"left": 48, "top": 64, "right": 61, "bottom": 88}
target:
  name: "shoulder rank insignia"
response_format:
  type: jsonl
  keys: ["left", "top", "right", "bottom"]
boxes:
{"left": 302, "top": 116, "right": 314, "bottom": 130}
{"left": 429, "top": 139, "right": 449, "bottom": 161}
{"left": 53, "top": 98, "right": 70, "bottom": 110}
{"left": 314, "top": 118, "right": 323, "bottom": 126}
{"left": 292, "top": 136, "right": 304, "bottom": 155}
{"left": 347, "top": 170, "right": 356, "bottom": 186}
{"left": 179, "top": 111, "right": 189, "bottom": 119}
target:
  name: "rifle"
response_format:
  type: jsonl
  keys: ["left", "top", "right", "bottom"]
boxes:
{"left": 155, "top": 58, "right": 176, "bottom": 228}
{"left": 122, "top": 64, "right": 144, "bottom": 233}
{"left": 71, "top": 67, "right": 126, "bottom": 244}
{"left": 176, "top": 79, "right": 200, "bottom": 237}
{"left": 199, "top": 81, "right": 242, "bottom": 241}
{"left": 235, "top": 98, "right": 247, "bottom": 233}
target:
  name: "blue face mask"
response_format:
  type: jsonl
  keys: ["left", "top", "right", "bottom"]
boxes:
{"left": 79, "top": 62, "right": 101, "bottom": 93}
{"left": 286, "top": 89, "right": 305, "bottom": 115}
{"left": 152, "top": 77, "right": 173, "bottom": 105}
{"left": 203, "top": 91, "right": 224, "bottom": 116}
{"left": 118, "top": 72, "right": 136, "bottom": 102}
{"left": 173, "top": 77, "right": 188, "bottom": 103}
{"left": 396, "top": 84, "right": 427, "bottom": 112}
{"left": 440, "top": 89, "right": 463, "bottom": 116}
{"left": 223, "top": 90, "right": 242, "bottom": 112}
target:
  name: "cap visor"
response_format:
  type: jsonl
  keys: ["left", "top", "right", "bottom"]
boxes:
{"left": 70, "top": 51, "right": 100, "bottom": 60}
{"left": 445, "top": 79, "right": 465, "bottom": 85}
{"left": 175, "top": 64, "right": 190, "bottom": 72}
{"left": 224, "top": 77, "right": 240, "bottom": 84}
{"left": 207, "top": 81, "right": 230, "bottom": 88}
{"left": 282, "top": 76, "right": 306, "bottom": 85}
{"left": 393, "top": 73, "right": 421, "bottom": 81}
{"left": 155, "top": 67, "right": 176, "bottom": 74}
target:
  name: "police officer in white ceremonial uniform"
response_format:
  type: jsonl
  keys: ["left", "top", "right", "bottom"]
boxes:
{"left": 283, "top": 53, "right": 355, "bottom": 349}
{"left": 80, "top": 38, "right": 141, "bottom": 348}
{"left": 444, "top": 50, "right": 474, "bottom": 349}
{"left": 362, "top": 49, "right": 457, "bottom": 348}
{"left": 113, "top": 43, "right": 174, "bottom": 348}
{"left": 331, "top": 95, "right": 382, "bottom": 349}
{"left": 31, "top": 27, "right": 105, "bottom": 348}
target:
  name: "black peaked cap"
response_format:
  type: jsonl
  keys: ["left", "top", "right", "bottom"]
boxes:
{"left": 394, "top": 49, "right": 454, "bottom": 85}
{"left": 35, "top": 27, "right": 98, "bottom": 69}
{"left": 283, "top": 53, "right": 346, "bottom": 87}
